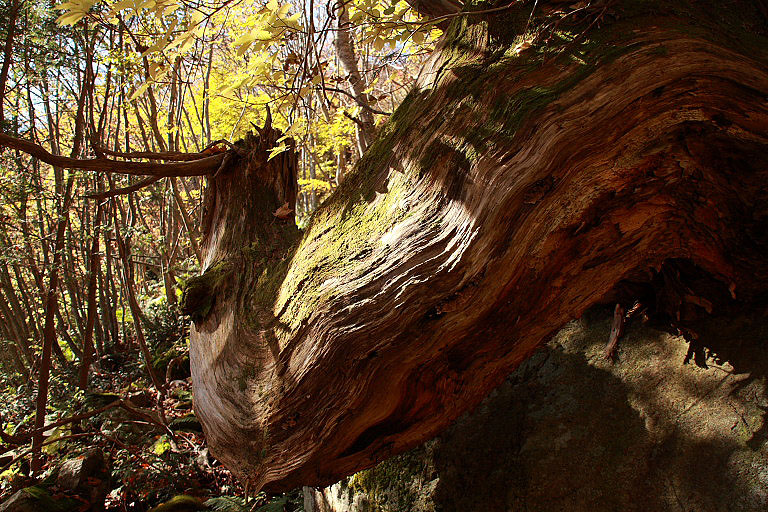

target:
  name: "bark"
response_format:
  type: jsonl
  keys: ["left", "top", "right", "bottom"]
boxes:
{"left": 79, "top": 201, "right": 102, "bottom": 390}
{"left": 32, "top": 172, "right": 74, "bottom": 473}
{"left": 103, "top": 220, "right": 121, "bottom": 348}
{"left": 0, "top": 291, "right": 32, "bottom": 368}
{"left": 0, "top": 0, "right": 20, "bottom": 127}
{"left": 334, "top": 1, "right": 376, "bottom": 155}
{"left": 404, "top": 0, "right": 462, "bottom": 27}
{"left": 185, "top": 0, "right": 768, "bottom": 492}
{"left": 171, "top": 177, "right": 203, "bottom": 264}
{"left": 112, "top": 192, "right": 165, "bottom": 392}
{"left": 33, "top": 32, "right": 91, "bottom": 470}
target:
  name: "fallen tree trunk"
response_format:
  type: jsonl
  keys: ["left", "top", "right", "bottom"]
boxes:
{"left": 184, "top": 0, "right": 768, "bottom": 492}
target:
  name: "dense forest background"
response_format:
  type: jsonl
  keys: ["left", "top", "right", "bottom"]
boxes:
{"left": 0, "top": 0, "right": 437, "bottom": 507}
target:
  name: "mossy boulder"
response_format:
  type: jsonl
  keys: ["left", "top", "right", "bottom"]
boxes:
{"left": 0, "top": 487, "right": 78, "bottom": 512}
{"left": 56, "top": 448, "right": 110, "bottom": 510}
{"left": 148, "top": 495, "right": 206, "bottom": 512}
{"left": 309, "top": 308, "right": 768, "bottom": 512}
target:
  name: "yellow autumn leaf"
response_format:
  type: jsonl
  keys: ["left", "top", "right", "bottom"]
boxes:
{"left": 53, "top": 0, "right": 79, "bottom": 11}
{"left": 277, "top": 3, "right": 292, "bottom": 18}
{"left": 56, "top": 11, "right": 86, "bottom": 25}
{"left": 284, "top": 11, "right": 301, "bottom": 26}
{"left": 55, "top": 0, "right": 99, "bottom": 25}
{"left": 130, "top": 82, "right": 151, "bottom": 100}
{"left": 268, "top": 144, "right": 288, "bottom": 160}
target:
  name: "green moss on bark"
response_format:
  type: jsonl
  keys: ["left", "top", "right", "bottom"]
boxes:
{"left": 180, "top": 261, "right": 233, "bottom": 321}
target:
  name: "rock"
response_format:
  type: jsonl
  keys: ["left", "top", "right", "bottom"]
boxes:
{"left": 309, "top": 308, "right": 768, "bottom": 512}
{"left": 56, "top": 448, "right": 110, "bottom": 511}
{"left": 0, "top": 490, "right": 44, "bottom": 512}
{"left": 57, "top": 448, "right": 104, "bottom": 489}
{"left": 0, "top": 487, "right": 77, "bottom": 512}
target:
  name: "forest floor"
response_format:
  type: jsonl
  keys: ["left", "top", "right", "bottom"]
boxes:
{"left": 0, "top": 303, "right": 304, "bottom": 512}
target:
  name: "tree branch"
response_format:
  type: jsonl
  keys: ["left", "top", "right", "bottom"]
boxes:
{"left": 91, "top": 138, "right": 242, "bottom": 161}
{"left": 84, "top": 176, "right": 163, "bottom": 199}
{"left": 0, "top": 131, "right": 226, "bottom": 176}
{"left": 404, "top": 0, "right": 462, "bottom": 20}
{"left": 318, "top": 86, "right": 392, "bottom": 115}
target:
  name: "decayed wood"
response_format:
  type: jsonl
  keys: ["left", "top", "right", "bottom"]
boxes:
{"left": 187, "top": 0, "right": 768, "bottom": 492}
{"left": 603, "top": 303, "right": 625, "bottom": 360}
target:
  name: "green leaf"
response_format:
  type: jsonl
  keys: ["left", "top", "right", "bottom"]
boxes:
{"left": 204, "top": 496, "right": 248, "bottom": 512}
{"left": 255, "top": 496, "right": 289, "bottom": 512}
{"left": 150, "top": 496, "right": 206, "bottom": 512}
{"left": 169, "top": 413, "right": 202, "bottom": 432}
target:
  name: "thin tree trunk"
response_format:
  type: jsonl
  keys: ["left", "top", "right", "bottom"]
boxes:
{"left": 12, "top": 264, "right": 41, "bottom": 341}
{"left": 103, "top": 222, "right": 120, "bottom": 348}
{"left": 31, "top": 173, "right": 74, "bottom": 473}
{"left": 334, "top": 0, "right": 375, "bottom": 155}
{"left": 0, "top": 319, "right": 29, "bottom": 378}
{"left": 0, "top": 294, "right": 32, "bottom": 367}
{"left": 160, "top": 189, "right": 178, "bottom": 306}
{"left": 171, "top": 177, "right": 202, "bottom": 265}
{"left": 79, "top": 201, "right": 102, "bottom": 389}
{"left": 203, "top": 46, "right": 213, "bottom": 145}
{"left": 111, "top": 191, "right": 165, "bottom": 393}
{"left": 0, "top": 267, "right": 31, "bottom": 342}
{"left": 0, "top": 0, "right": 20, "bottom": 126}
{"left": 32, "top": 25, "right": 92, "bottom": 470}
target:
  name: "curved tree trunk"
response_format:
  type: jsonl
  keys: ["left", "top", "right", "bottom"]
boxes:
{"left": 185, "top": 0, "right": 768, "bottom": 492}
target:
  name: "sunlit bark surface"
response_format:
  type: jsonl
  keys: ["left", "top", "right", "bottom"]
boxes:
{"left": 185, "top": 0, "right": 768, "bottom": 492}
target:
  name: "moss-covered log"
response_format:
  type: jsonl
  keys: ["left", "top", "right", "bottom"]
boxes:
{"left": 187, "top": 0, "right": 768, "bottom": 492}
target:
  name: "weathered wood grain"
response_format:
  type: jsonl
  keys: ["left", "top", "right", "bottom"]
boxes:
{"left": 187, "top": 1, "right": 768, "bottom": 492}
